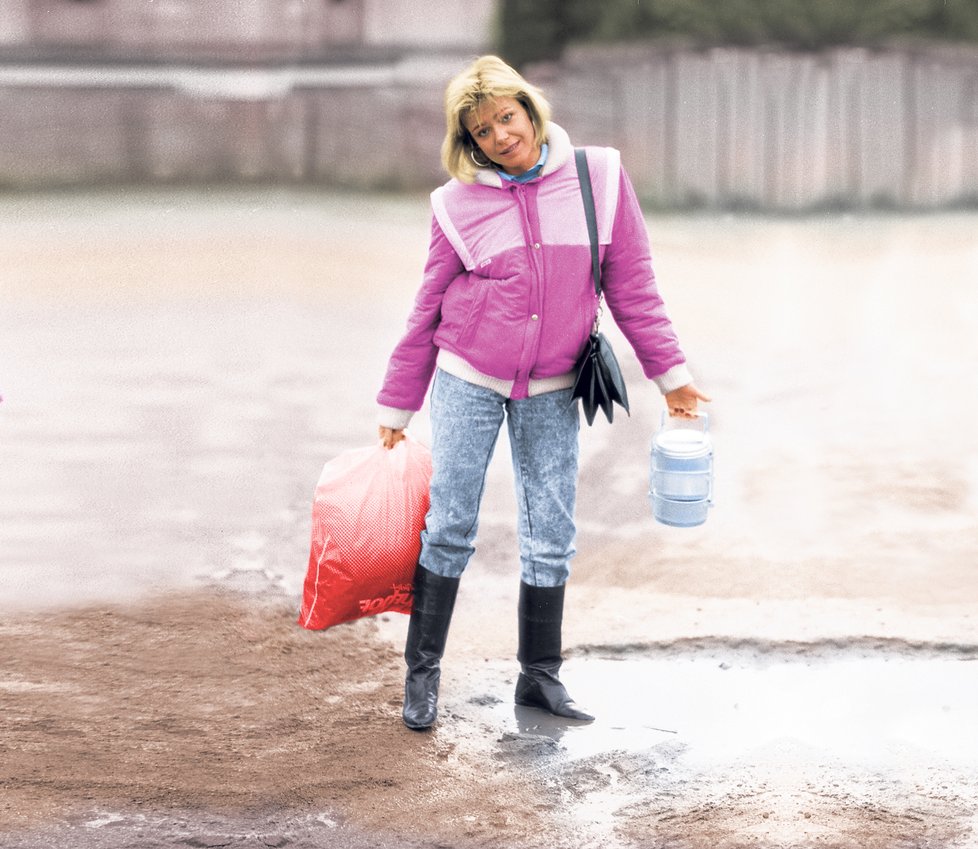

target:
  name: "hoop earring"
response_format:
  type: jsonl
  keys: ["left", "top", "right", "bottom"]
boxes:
{"left": 469, "top": 147, "right": 491, "bottom": 168}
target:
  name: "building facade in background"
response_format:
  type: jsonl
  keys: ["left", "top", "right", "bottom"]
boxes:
{"left": 0, "top": 0, "right": 496, "bottom": 59}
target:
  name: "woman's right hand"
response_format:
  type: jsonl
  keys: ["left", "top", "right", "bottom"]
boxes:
{"left": 378, "top": 426, "right": 406, "bottom": 449}
{"left": 664, "top": 383, "right": 712, "bottom": 419}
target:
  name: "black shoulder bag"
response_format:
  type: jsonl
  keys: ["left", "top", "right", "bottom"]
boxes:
{"left": 570, "top": 148, "right": 630, "bottom": 426}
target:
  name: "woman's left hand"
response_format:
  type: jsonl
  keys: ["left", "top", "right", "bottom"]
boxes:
{"left": 378, "top": 426, "right": 406, "bottom": 449}
{"left": 665, "top": 383, "right": 711, "bottom": 418}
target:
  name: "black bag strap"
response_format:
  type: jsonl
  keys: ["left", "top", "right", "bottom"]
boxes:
{"left": 574, "top": 148, "right": 602, "bottom": 298}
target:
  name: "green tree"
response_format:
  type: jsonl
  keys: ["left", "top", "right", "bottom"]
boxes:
{"left": 497, "top": 0, "right": 978, "bottom": 64}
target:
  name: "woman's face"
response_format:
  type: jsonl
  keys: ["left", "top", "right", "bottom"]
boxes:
{"left": 463, "top": 96, "right": 541, "bottom": 176}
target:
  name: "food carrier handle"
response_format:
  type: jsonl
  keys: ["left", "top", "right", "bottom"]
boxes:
{"left": 660, "top": 410, "right": 709, "bottom": 431}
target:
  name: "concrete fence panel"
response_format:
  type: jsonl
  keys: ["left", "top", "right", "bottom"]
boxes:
{"left": 546, "top": 44, "right": 978, "bottom": 209}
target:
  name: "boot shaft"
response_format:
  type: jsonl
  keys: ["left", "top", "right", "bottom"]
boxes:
{"left": 517, "top": 581, "right": 565, "bottom": 669}
{"left": 405, "top": 565, "right": 460, "bottom": 669}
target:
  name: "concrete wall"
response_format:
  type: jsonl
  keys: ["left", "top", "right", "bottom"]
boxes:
{"left": 0, "top": 58, "right": 455, "bottom": 189}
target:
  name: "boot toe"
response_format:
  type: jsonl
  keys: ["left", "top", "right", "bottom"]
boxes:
{"left": 553, "top": 700, "right": 595, "bottom": 723}
{"left": 403, "top": 708, "right": 436, "bottom": 730}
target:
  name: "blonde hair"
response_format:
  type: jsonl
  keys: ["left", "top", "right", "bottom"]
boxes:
{"left": 441, "top": 55, "right": 552, "bottom": 183}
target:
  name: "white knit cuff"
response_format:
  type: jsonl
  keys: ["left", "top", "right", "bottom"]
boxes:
{"left": 377, "top": 405, "right": 415, "bottom": 431}
{"left": 652, "top": 363, "right": 693, "bottom": 395}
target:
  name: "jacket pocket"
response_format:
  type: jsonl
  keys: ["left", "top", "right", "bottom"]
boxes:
{"left": 457, "top": 252, "right": 522, "bottom": 346}
{"left": 457, "top": 280, "right": 491, "bottom": 347}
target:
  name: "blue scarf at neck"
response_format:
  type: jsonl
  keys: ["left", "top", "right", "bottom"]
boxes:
{"left": 499, "top": 143, "right": 549, "bottom": 184}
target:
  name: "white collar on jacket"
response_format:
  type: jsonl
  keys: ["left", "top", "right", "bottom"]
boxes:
{"left": 472, "top": 121, "right": 573, "bottom": 188}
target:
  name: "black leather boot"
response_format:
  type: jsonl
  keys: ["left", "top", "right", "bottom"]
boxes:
{"left": 402, "top": 565, "right": 460, "bottom": 730}
{"left": 515, "top": 581, "right": 594, "bottom": 722}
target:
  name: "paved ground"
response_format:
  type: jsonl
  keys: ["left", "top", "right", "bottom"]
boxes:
{"left": 1, "top": 190, "right": 977, "bottom": 848}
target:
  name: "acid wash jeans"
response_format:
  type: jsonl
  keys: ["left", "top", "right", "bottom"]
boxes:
{"left": 420, "top": 369, "right": 580, "bottom": 588}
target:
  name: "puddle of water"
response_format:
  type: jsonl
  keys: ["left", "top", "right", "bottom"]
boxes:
{"left": 479, "top": 652, "right": 978, "bottom": 767}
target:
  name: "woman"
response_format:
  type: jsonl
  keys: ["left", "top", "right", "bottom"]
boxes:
{"left": 376, "top": 55, "right": 709, "bottom": 731}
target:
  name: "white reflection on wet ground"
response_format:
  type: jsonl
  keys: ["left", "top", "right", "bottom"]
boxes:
{"left": 478, "top": 651, "right": 978, "bottom": 767}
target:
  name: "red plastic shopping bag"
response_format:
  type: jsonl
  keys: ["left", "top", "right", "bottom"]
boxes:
{"left": 298, "top": 437, "right": 432, "bottom": 630}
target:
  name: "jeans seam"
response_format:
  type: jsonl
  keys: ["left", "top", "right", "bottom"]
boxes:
{"left": 509, "top": 405, "right": 537, "bottom": 585}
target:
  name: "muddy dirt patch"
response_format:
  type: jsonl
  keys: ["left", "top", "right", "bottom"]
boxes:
{"left": 2, "top": 591, "right": 977, "bottom": 848}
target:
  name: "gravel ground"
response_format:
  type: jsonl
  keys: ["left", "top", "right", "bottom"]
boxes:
{"left": 1, "top": 190, "right": 977, "bottom": 848}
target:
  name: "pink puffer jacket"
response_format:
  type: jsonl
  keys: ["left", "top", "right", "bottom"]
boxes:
{"left": 377, "top": 122, "right": 691, "bottom": 428}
